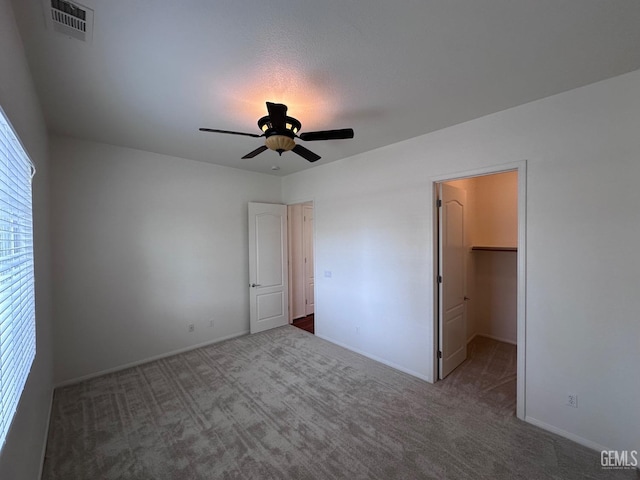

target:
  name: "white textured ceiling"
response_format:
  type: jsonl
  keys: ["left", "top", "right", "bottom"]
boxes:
{"left": 10, "top": 0, "right": 640, "bottom": 176}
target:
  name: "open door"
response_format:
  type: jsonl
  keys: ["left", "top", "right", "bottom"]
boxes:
{"left": 438, "top": 183, "right": 467, "bottom": 378}
{"left": 303, "top": 204, "right": 315, "bottom": 316}
{"left": 248, "top": 202, "right": 289, "bottom": 334}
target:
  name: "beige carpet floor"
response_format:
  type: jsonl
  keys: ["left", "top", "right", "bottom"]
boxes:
{"left": 437, "top": 335, "right": 517, "bottom": 416}
{"left": 42, "top": 326, "right": 637, "bottom": 479}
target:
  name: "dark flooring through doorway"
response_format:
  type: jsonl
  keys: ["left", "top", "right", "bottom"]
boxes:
{"left": 292, "top": 314, "right": 314, "bottom": 334}
{"left": 436, "top": 335, "right": 517, "bottom": 416}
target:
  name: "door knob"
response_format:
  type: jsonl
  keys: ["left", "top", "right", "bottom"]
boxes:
{"left": 250, "top": 283, "right": 262, "bottom": 288}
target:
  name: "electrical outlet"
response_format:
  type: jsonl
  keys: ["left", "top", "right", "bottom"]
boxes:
{"left": 207, "top": 319, "right": 214, "bottom": 328}
{"left": 188, "top": 323, "right": 195, "bottom": 333}
{"left": 567, "top": 393, "right": 578, "bottom": 408}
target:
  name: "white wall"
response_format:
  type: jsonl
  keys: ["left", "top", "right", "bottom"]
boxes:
{"left": 472, "top": 172, "right": 518, "bottom": 248}
{"left": 50, "top": 136, "right": 281, "bottom": 383}
{"left": 473, "top": 250, "right": 517, "bottom": 343}
{"left": 283, "top": 69, "right": 640, "bottom": 453}
{"left": 0, "top": 0, "right": 53, "bottom": 478}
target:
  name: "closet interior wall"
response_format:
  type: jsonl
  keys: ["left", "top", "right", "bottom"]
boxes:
{"left": 446, "top": 172, "right": 518, "bottom": 344}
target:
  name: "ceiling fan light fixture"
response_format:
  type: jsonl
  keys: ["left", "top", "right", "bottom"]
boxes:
{"left": 265, "top": 135, "right": 296, "bottom": 154}
{"left": 200, "top": 101, "right": 354, "bottom": 163}
{"left": 286, "top": 122, "right": 300, "bottom": 134}
{"left": 258, "top": 115, "right": 301, "bottom": 136}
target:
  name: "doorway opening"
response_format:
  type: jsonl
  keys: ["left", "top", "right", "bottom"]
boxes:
{"left": 433, "top": 162, "right": 526, "bottom": 419}
{"left": 288, "top": 201, "right": 315, "bottom": 334}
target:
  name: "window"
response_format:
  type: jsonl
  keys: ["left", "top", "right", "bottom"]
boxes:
{"left": 0, "top": 106, "right": 36, "bottom": 450}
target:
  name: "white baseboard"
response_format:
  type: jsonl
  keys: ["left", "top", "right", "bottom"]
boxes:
{"left": 55, "top": 330, "right": 249, "bottom": 388}
{"left": 474, "top": 333, "right": 517, "bottom": 346}
{"left": 524, "top": 415, "right": 610, "bottom": 453}
{"left": 527, "top": 416, "right": 639, "bottom": 472}
{"left": 315, "top": 333, "right": 433, "bottom": 383}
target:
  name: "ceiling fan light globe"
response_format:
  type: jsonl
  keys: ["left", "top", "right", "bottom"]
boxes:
{"left": 265, "top": 135, "right": 296, "bottom": 152}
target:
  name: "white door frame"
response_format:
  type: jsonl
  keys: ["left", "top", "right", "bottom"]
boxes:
{"left": 431, "top": 160, "right": 527, "bottom": 420}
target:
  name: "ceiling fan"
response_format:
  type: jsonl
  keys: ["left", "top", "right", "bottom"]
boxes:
{"left": 200, "top": 102, "right": 354, "bottom": 163}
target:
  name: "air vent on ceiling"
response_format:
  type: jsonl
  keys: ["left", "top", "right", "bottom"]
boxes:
{"left": 44, "top": 0, "right": 94, "bottom": 43}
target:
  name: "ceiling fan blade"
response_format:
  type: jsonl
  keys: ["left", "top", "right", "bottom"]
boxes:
{"left": 299, "top": 128, "right": 354, "bottom": 142}
{"left": 266, "top": 102, "right": 287, "bottom": 130}
{"left": 241, "top": 145, "right": 269, "bottom": 159}
{"left": 199, "top": 128, "right": 262, "bottom": 138}
{"left": 292, "top": 144, "right": 321, "bottom": 163}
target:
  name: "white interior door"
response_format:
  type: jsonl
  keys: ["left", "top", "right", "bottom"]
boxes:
{"left": 438, "top": 184, "right": 467, "bottom": 379}
{"left": 303, "top": 204, "right": 315, "bottom": 315}
{"left": 249, "top": 202, "right": 289, "bottom": 334}
{"left": 287, "top": 204, "right": 305, "bottom": 321}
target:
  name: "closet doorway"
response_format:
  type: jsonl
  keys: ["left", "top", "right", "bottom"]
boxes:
{"left": 434, "top": 162, "right": 526, "bottom": 419}
{"left": 288, "top": 202, "right": 315, "bottom": 334}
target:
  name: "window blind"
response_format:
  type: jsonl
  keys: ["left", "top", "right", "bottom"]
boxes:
{"left": 0, "top": 108, "right": 36, "bottom": 450}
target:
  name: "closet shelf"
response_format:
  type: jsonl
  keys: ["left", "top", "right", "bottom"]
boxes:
{"left": 471, "top": 246, "right": 517, "bottom": 252}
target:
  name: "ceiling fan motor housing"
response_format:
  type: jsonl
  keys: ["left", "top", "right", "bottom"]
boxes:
{"left": 258, "top": 115, "right": 302, "bottom": 154}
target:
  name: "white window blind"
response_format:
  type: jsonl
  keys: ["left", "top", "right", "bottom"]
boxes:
{"left": 0, "top": 107, "right": 36, "bottom": 450}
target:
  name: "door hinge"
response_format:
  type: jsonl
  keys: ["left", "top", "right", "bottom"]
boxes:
{"left": 437, "top": 199, "right": 442, "bottom": 207}
{"left": 438, "top": 350, "right": 442, "bottom": 359}
{"left": 437, "top": 275, "right": 442, "bottom": 283}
